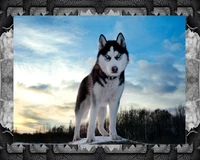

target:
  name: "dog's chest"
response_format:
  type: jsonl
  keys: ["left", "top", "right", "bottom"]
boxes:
{"left": 93, "top": 78, "right": 122, "bottom": 103}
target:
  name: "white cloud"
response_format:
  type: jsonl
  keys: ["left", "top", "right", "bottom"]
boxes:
{"left": 137, "top": 60, "right": 149, "bottom": 69}
{"left": 14, "top": 81, "right": 77, "bottom": 133}
{"left": 14, "top": 24, "right": 81, "bottom": 55}
{"left": 86, "top": 57, "right": 96, "bottom": 66}
{"left": 120, "top": 53, "right": 185, "bottom": 111}
{"left": 14, "top": 102, "right": 75, "bottom": 133}
{"left": 163, "top": 39, "right": 182, "bottom": 51}
{"left": 14, "top": 55, "right": 88, "bottom": 87}
{"left": 14, "top": 21, "right": 91, "bottom": 133}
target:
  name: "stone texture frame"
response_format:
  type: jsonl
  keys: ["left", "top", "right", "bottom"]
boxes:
{"left": 0, "top": 0, "right": 200, "bottom": 159}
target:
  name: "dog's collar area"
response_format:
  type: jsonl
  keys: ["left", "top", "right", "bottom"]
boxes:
{"left": 107, "top": 76, "right": 117, "bottom": 80}
{"left": 99, "top": 70, "right": 117, "bottom": 80}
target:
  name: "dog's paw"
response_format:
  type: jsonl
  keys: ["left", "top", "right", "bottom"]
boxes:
{"left": 73, "top": 137, "right": 81, "bottom": 142}
{"left": 86, "top": 137, "right": 95, "bottom": 143}
{"left": 110, "top": 134, "right": 122, "bottom": 140}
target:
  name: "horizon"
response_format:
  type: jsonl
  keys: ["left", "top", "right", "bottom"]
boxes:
{"left": 14, "top": 106, "right": 184, "bottom": 134}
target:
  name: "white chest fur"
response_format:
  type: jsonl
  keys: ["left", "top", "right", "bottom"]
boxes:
{"left": 93, "top": 78, "right": 124, "bottom": 106}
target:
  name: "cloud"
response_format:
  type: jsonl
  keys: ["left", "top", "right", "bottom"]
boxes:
{"left": 137, "top": 60, "right": 149, "bottom": 69}
{"left": 14, "top": 23, "right": 82, "bottom": 56}
{"left": 86, "top": 57, "right": 96, "bottom": 66}
{"left": 124, "top": 81, "right": 143, "bottom": 94}
{"left": 54, "top": 105, "right": 74, "bottom": 112}
{"left": 130, "top": 53, "right": 185, "bottom": 95}
{"left": 14, "top": 52, "right": 88, "bottom": 88}
{"left": 65, "top": 102, "right": 76, "bottom": 107}
{"left": 20, "top": 107, "right": 49, "bottom": 122}
{"left": 14, "top": 80, "right": 79, "bottom": 107}
{"left": 122, "top": 54, "right": 185, "bottom": 110}
{"left": 15, "top": 104, "right": 75, "bottom": 133}
{"left": 14, "top": 82, "right": 54, "bottom": 106}
{"left": 61, "top": 80, "right": 81, "bottom": 92}
{"left": 119, "top": 102, "right": 144, "bottom": 110}
{"left": 29, "top": 84, "right": 51, "bottom": 91}
{"left": 163, "top": 39, "right": 182, "bottom": 51}
{"left": 65, "top": 81, "right": 80, "bottom": 91}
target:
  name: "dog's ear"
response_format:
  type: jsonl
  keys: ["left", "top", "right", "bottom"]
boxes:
{"left": 116, "top": 33, "right": 126, "bottom": 48}
{"left": 99, "top": 34, "right": 107, "bottom": 50}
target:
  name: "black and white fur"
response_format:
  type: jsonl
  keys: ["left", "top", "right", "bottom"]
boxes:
{"left": 73, "top": 33, "right": 129, "bottom": 143}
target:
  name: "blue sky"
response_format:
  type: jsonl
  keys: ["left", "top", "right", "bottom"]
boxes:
{"left": 14, "top": 16, "right": 185, "bottom": 133}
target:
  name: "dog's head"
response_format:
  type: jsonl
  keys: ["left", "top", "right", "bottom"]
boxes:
{"left": 97, "top": 33, "right": 129, "bottom": 77}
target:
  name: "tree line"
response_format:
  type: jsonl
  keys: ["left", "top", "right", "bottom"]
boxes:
{"left": 14, "top": 104, "right": 185, "bottom": 144}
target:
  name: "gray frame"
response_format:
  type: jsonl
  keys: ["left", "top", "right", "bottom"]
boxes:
{"left": 0, "top": 0, "right": 200, "bottom": 159}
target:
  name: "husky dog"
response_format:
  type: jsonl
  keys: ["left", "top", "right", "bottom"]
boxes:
{"left": 73, "top": 33, "right": 129, "bottom": 143}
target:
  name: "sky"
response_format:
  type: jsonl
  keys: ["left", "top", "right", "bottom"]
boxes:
{"left": 14, "top": 16, "right": 186, "bottom": 134}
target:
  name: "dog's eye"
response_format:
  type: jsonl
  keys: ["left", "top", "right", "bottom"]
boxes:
{"left": 115, "top": 54, "right": 122, "bottom": 60}
{"left": 104, "top": 55, "right": 111, "bottom": 61}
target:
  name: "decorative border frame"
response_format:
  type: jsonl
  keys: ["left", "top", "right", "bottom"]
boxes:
{"left": 1, "top": 0, "right": 200, "bottom": 159}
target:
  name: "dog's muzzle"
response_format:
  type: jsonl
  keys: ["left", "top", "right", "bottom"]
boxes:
{"left": 111, "top": 66, "right": 118, "bottom": 73}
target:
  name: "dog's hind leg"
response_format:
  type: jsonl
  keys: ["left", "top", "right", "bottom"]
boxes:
{"left": 97, "top": 106, "right": 109, "bottom": 136}
{"left": 73, "top": 100, "right": 90, "bottom": 141}
{"left": 73, "top": 110, "right": 83, "bottom": 141}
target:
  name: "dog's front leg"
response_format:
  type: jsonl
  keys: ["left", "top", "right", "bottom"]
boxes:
{"left": 109, "top": 101, "right": 122, "bottom": 140}
{"left": 86, "top": 105, "right": 99, "bottom": 143}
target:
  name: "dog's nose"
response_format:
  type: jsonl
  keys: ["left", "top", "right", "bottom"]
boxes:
{"left": 111, "top": 66, "right": 118, "bottom": 73}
